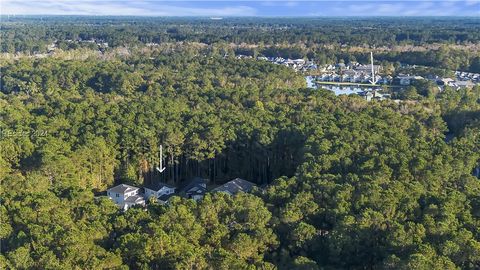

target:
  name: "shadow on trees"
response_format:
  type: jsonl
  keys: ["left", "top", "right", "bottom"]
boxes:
{"left": 141, "top": 128, "right": 307, "bottom": 188}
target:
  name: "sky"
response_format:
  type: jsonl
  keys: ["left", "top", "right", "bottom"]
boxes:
{"left": 1, "top": 0, "right": 479, "bottom": 17}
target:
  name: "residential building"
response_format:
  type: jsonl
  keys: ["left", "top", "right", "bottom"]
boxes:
{"left": 355, "top": 65, "right": 381, "bottom": 73}
{"left": 453, "top": 80, "right": 475, "bottom": 89}
{"left": 293, "top": 59, "right": 306, "bottom": 65}
{"left": 437, "top": 78, "right": 455, "bottom": 86}
{"left": 397, "top": 75, "right": 424, "bottom": 85}
{"left": 358, "top": 90, "right": 389, "bottom": 102}
{"left": 47, "top": 42, "right": 57, "bottom": 52}
{"left": 144, "top": 182, "right": 176, "bottom": 200}
{"left": 343, "top": 69, "right": 358, "bottom": 76}
{"left": 180, "top": 177, "right": 208, "bottom": 201}
{"left": 358, "top": 91, "right": 374, "bottom": 101}
{"left": 336, "top": 63, "right": 346, "bottom": 70}
{"left": 212, "top": 178, "right": 256, "bottom": 195}
{"left": 107, "top": 184, "right": 145, "bottom": 210}
{"left": 157, "top": 193, "right": 175, "bottom": 204}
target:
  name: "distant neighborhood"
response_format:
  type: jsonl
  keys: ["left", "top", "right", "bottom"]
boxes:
{"left": 236, "top": 54, "right": 318, "bottom": 72}
{"left": 28, "top": 42, "right": 480, "bottom": 92}
{"left": 235, "top": 54, "right": 479, "bottom": 87}
{"left": 233, "top": 53, "right": 479, "bottom": 102}
{"left": 310, "top": 63, "right": 479, "bottom": 89}
{"left": 107, "top": 177, "right": 257, "bottom": 210}
{"left": 26, "top": 42, "right": 480, "bottom": 102}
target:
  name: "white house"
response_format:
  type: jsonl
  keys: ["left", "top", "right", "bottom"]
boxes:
{"left": 144, "top": 182, "right": 176, "bottom": 200}
{"left": 107, "top": 184, "right": 145, "bottom": 210}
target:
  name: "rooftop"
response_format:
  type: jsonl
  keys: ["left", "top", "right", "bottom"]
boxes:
{"left": 212, "top": 178, "right": 256, "bottom": 195}
{"left": 181, "top": 177, "right": 208, "bottom": 193}
{"left": 124, "top": 194, "right": 145, "bottom": 203}
{"left": 107, "top": 184, "right": 139, "bottom": 194}
{"left": 144, "top": 181, "right": 175, "bottom": 191}
{"left": 158, "top": 193, "right": 175, "bottom": 202}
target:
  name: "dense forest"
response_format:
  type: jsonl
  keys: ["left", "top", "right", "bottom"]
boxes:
{"left": 2, "top": 16, "right": 480, "bottom": 72}
{"left": 3, "top": 17, "right": 480, "bottom": 50}
{"left": 1, "top": 18, "right": 480, "bottom": 269}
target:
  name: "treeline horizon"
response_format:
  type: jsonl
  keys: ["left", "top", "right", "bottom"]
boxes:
{"left": 2, "top": 17, "right": 479, "bottom": 74}
{"left": 2, "top": 16, "right": 479, "bottom": 49}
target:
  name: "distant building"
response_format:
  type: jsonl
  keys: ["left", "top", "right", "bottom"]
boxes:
{"left": 346, "top": 62, "right": 358, "bottom": 69}
{"left": 157, "top": 193, "right": 176, "bottom": 204}
{"left": 453, "top": 80, "right": 475, "bottom": 89}
{"left": 336, "top": 63, "right": 346, "bottom": 70}
{"left": 354, "top": 64, "right": 381, "bottom": 73}
{"left": 358, "top": 90, "right": 388, "bottom": 102}
{"left": 325, "top": 64, "right": 335, "bottom": 71}
{"left": 396, "top": 75, "right": 424, "bottom": 86}
{"left": 437, "top": 78, "right": 455, "bottom": 86}
{"left": 293, "top": 59, "right": 306, "bottom": 65}
{"left": 107, "top": 184, "right": 146, "bottom": 210}
{"left": 343, "top": 69, "right": 358, "bottom": 76}
{"left": 180, "top": 177, "right": 208, "bottom": 201}
{"left": 47, "top": 42, "right": 57, "bottom": 52}
{"left": 212, "top": 178, "right": 256, "bottom": 195}
{"left": 358, "top": 91, "right": 375, "bottom": 102}
{"left": 382, "top": 75, "right": 393, "bottom": 84}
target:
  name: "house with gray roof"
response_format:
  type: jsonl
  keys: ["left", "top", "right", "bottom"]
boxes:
{"left": 107, "top": 184, "right": 145, "bottom": 210}
{"left": 157, "top": 193, "right": 176, "bottom": 204}
{"left": 212, "top": 178, "right": 256, "bottom": 195}
{"left": 144, "top": 181, "right": 176, "bottom": 200}
{"left": 180, "top": 177, "right": 208, "bottom": 201}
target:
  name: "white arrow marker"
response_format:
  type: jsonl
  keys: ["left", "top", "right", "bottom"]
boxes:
{"left": 157, "top": 145, "right": 166, "bottom": 173}
{"left": 369, "top": 52, "right": 377, "bottom": 85}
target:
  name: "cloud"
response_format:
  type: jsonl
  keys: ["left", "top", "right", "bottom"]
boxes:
{"left": 285, "top": 1, "right": 299, "bottom": 7}
{"left": 261, "top": 1, "right": 298, "bottom": 7}
{"left": 465, "top": 0, "right": 480, "bottom": 5}
{"left": 0, "top": 0, "right": 258, "bottom": 16}
{"left": 343, "top": 1, "right": 479, "bottom": 16}
{"left": 0, "top": 0, "right": 478, "bottom": 16}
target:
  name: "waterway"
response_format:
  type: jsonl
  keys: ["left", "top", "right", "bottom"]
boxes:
{"left": 305, "top": 76, "right": 382, "bottom": 96}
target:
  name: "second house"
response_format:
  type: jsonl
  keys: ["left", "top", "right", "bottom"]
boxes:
{"left": 144, "top": 182, "right": 176, "bottom": 204}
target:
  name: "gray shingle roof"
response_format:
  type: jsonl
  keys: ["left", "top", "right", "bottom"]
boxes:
{"left": 107, "top": 184, "right": 139, "bottom": 194}
{"left": 144, "top": 181, "right": 175, "bottom": 191}
{"left": 212, "top": 178, "right": 256, "bottom": 195}
{"left": 124, "top": 194, "right": 145, "bottom": 203}
{"left": 158, "top": 193, "right": 175, "bottom": 202}
{"left": 181, "top": 177, "right": 208, "bottom": 194}
{"left": 188, "top": 186, "right": 207, "bottom": 194}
